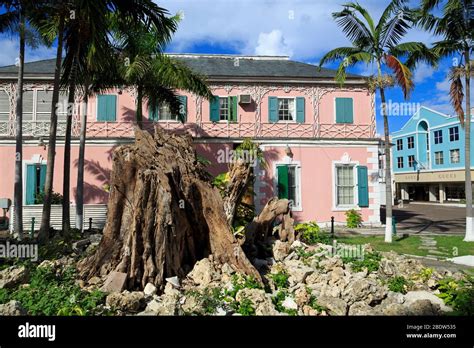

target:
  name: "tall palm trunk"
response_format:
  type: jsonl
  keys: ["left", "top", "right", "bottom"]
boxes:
{"left": 136, "top": 85, "right": 143, "bottom": 129}
{"left": 380, "top": 86, "right": 393, "bottom": 243}
{"left": 76, "top": 85, "right": 89, "bottom": 232}
{"left": 38, "top": 15, "right": 65, "bottom": 243}
{"left": 464, "top": 49, "right": 473, "bottom": 241}
{"left": 377, "top": 62, "right": 393, "bottom": 243}
{"left": 13, "top": 13, "right": 25, "bottom": 239}
{"left": 61, "top": 57, "right": 78, "bottom": 238}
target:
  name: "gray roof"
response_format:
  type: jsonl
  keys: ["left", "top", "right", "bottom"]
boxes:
{"left": 0, "top": 54, "right": 364, "bottom": 81}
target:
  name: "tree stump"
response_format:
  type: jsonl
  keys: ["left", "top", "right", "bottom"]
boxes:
{"left": 78, "top": 128, "right": 260, "bottom": 289}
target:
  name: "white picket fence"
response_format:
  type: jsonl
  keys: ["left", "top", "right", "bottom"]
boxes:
{"left": 9, "top": 204, "right": 108, "bottom": 232}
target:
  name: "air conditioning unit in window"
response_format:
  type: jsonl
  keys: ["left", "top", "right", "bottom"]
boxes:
{"left": 238, "top": 94, "right": 252, "bottom": 104}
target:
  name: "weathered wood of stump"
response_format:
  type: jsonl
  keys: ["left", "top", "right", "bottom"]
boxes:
{"left": 78, "top": 128, "right": 260, "bottom": 289}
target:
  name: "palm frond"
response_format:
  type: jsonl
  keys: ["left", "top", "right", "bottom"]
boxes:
{"left": 332, "top": 3, "right": 373, "bottom": 45}
{"left": 385, "top": 54, "right": 414, "bottom": 98}
{"left": 448, "top": 66, "right": 465, "bottom": 125}
{"left": 389, "top": 41, "right": 438, "bottom": 69}
{"left": 318, "top": 47, "right": 365, "bottom": 67}
{"left": 380, "top": 5, "right": 413, "bottom": 49}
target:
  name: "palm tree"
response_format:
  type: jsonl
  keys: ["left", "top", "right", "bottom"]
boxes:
{"left": 109, "top": 16, "right": 212, "bottom": 128}
{"left": 418, "top": 0, "right": 473, "bottom": 241}
{"left": 70, "top": 1, "right": 204, "bottom": 231}
{"left": 319, "top": 1, "right": 436, "bottom": 242}
{"left": 0, "top": 0, "right": 46, "bottom": 239}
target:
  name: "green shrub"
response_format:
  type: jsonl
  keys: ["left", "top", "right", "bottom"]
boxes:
{"left": 0, "top": 288, "right": 10, "bottom": 304}
{"left": 294, "top": 221, "right": 331, "bottom": 245}
{"left": 224, "top": 274, "right": 261, "bottom": 298}
{"left": 342, "top": 251, "right": 381, "bottom": 273}
{"left": 186, "top": 287, "right": 224, "bottom": 315}
{"left": 35, "top": 190, "right": 63, "bottom": 204}
{"left": 345, "top": 209, "right": 362, "bottom": 228}
{"left": 232, "top": 297, "right": 255, "bottom": 316}
{"left": 437, "top": 276, "right": 474, "bottom": 315}
{"left": 272, "top": 291, "right": 297, "bottom": 316}
{"left": 387, "top": 276, "right": 411, "bottom": 294}
{"left": 270, "top": 270, "right": 289, "bottom": 289}
{"left": 9, "top": 266, "right": 106, "bottom": 315}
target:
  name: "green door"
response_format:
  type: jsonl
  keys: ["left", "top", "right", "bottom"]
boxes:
{"left": 25, "top": 164, "right": 46, "bottom": 205}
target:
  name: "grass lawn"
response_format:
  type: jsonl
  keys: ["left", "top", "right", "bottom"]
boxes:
{"left": 335, "top": 235, "right": 474, "bottom": 258}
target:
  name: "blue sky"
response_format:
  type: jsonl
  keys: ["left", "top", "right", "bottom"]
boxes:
{"left": 0, "top": 0, "right": 471, "bottom": 135}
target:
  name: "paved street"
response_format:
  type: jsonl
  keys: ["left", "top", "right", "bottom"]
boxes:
{"left": 383, "top": 203, "right": 466, "bottom": 235}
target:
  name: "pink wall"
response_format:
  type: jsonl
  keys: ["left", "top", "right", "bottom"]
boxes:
{"left": 258, "top": 145, "right": 377, "bottom": 224}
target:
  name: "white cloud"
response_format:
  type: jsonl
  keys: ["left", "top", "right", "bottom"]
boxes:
{"left": 0, "top": 37, "right": 56, "bottom": 67}
{"left": 255, "top": 30, "right": 292, "bottom": 56}
{"left": 413, "top": 62, "right": 434, "bottom": 84}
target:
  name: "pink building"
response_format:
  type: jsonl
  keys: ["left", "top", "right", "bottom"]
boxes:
{"left": 0, "top": 54, "right": 381, "bottom": 230}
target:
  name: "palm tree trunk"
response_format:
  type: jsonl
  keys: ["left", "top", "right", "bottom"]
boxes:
{"left": 13, "top": 13, "right": 25, "bottom": 239}
{"left": 464, "top": 49, "right": 473, "bottom": 241}
{"left": 76, "top": 87, "right": 89, "bottom": 232}
{"left": 38, "top": 15, "right": 65, "bottom": 244}
{"left": 136, "top": 86, "right": 143, "bottom": 129}
{"left": 380, "top": 86, "right": 393, "bottom": 243}
{"left": 61, "top": 76, "right": 76, "bottom": 239}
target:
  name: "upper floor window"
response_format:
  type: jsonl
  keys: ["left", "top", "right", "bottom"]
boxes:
{"left": 397, "top": 157, "right": 404, "bottom": 169}
{"left": 97, "top": 94, "right": 117, "bottom": 122}
{"left": 434, "top": 130, "right": 443, "bottom": 144}
{"left": 408, "top": 155, "right": 415, "bottom": 168}
{"left": 396, "top": 139, "right": 403, "bottom": 151}
{"left": 210, "top": 96, "right": 237, "bottom": 122}
{"left": 268, "top": 96, "right": 305, "bottom": 123}
{"left": 0, "top": 90, "right": 9, "bottom": 121}
{"left": 335, "top": 97, "right": 354, "bottom": 124}
{"left": 435, "top": 151, "right": 444, "bottom": 165}
{"left": 450, "top": 149, "right": 460, "bottom": 164}
{"left": 449, "top": 126, "right": 459, "bottom": 142}
{"left": 149, "top": 96, "right": 187, "bottom": 122}
{"left": 407, "top": 136, "right": 414, "bottom": 149}
{"left": 278, "top": 98, "right": 295, "bottom": 121}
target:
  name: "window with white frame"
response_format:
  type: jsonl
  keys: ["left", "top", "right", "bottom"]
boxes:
{"left": 407, "top": 136, "right": 414, "bottom": 149}
{"left": 450, "top": 149, "right": 460, "bottom": 163}
{"left": 0, "top": 90, "right": 9, "bottom": 121}
{"left": 219, "top": 97, "right": 229, "bottom": 121}
{"left": 435, "top": 151, "right": 444, "bottom": 165}
{"left": 278, "top": 98, "right": 295, "bottom": 121}
{"left": 335, "top": 165, "right": 354, "bottom": 206}
{"left": 408, "top": 155, "right": 415, "bottom": 168}
{"left": 397, "top": 157, "right": 404, "bottom": 169}
{"left": 449, "top": 126, "right": 459, "bottom": 141}
{"left": 396, "top": 139, "right": 403, "bottom": 151}
{"left": 434, "top": 130, "right": 443, "bottom": 144}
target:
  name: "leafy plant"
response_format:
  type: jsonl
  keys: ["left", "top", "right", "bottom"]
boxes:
{"left": 436, "top": 276, "right": 474, "bottom": 315}
{"left": 417, "top": 267, "right": 434, "bottom": 282}
{"left": 345, "top": 209, "right": 362, "bottom": 228}
{"left": 269, "top": 270, "right": 289, "bottom": 289}
{"left": 387, "top": 276, "right": 411, "bottom": 294}
{"left": 272, "top": 290, "right": 297, "bottom": 316}
{"left": 232, "top": 296, "right": 255, "bottom": 316}
{"left": 8, "top": 266, "right": 106, "bottom": 316}
{"left": 224, "top": 274, "right": 262, "bottom": 299}
{"left": 294, "top": 221, "right": 331, "bottom": 245}
{"left": 35, "top": 190, "right": 63, "bottom": 204}
{"left": 186, "top": 287, "right": 224, "bottom": 315}
{"left": 342, "top": 251, "right": 382, "bottom": 273}
{"left": 308, "top": 294, "right": 326, "bottom": 312}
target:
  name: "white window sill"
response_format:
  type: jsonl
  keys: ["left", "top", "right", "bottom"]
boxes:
{"left": 332, "top": 205, "right": 361, "bottom": 212}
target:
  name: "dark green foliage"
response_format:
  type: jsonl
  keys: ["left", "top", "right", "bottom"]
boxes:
{"left": 269, "top": 270, "right": 289, "bottom": 289}
{"left": 437, "top": 276, "right": 474, "bottom": 316}
{"left": 387, "top": 276, "right": 411, "bottom": 294}
{"left": 35, "top": 190, "right": 63, "bottom": 204}
{"left": 231, "top": 296, "right": 255, "bottom": 316}
{"left": 224, "top": 274, "right": 262, "bottom": 299}
{"left": 342, "top": 251, "right": 382, "bottom": 273}
{"left": 5, "top": 266, "right": 106, "bottom": 315}
{"left": 272, "top": 290, "right": 297, "bottom": 316}
{"left": 186, "top": 287, "right": 224, "bottom": 315}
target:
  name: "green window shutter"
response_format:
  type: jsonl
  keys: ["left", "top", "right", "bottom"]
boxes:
{"left": 26, "top": 165, "right": 37, "bottom": 205}
{"left": 178, "top": 95, "right": 187, "bottom": 122}
{"left": 106, "top": 95, "right": 117, "bottom": 121}
{"left": 268, "top": 97, "right": 278, "bottom": 123}
{"left": 336, "top": 98, "right": 353, "bottom": 124}
{"left": 296, "top": 97, "right": 305, "bottom": 123}
{"left": 357, "top": 166, "right": 369, "bottom": 207}
{"left": 210, "top": 96, "right": 220, "bottom": 122}
{"left": 229, "top": 96, "right": 238, "bottom": 123}
{"left": 277, "top": 165, "right": 289, "bottom": 199}
{"left": 97, "top": 95, "right": 117, "bottom": 121}
{"left": 97, "top": 95, "right": 108, "bottom": 121}
{"left": 39, "top": 165, "right": 47, "bottom": 193}
{"left": 148, "top": 105, "right": 159, "bottom": 121}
